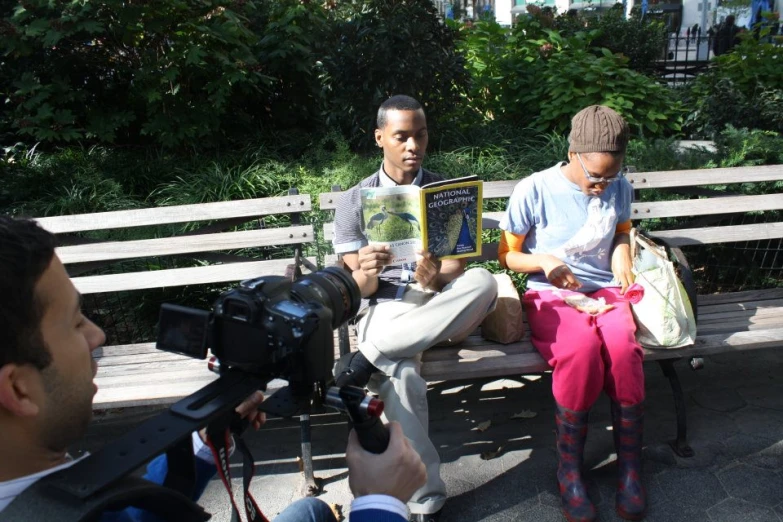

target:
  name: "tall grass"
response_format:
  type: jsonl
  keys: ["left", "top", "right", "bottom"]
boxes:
{"left": 4, "top": 126, "right": 781, "bottom": 219}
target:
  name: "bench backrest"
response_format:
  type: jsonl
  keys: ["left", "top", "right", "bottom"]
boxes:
{"left": 32, "top": 192, "right": 317, "bottom": 408}
{"left": 36, "top": 192, "right": 315, "bottom": 295}
{"left": 320, "top": 165, "right": 783, "bottom": 266}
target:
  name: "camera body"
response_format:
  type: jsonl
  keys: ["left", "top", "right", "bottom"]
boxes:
{"left": 157, "top": 267, "right": 360, "bottom": 392}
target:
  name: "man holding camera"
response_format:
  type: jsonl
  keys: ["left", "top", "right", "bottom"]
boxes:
{"left": 0, "top": 216, "right": 425, "bottom": 521}
{"left": 333, "top": 95, "right": 498, "bottom": 522}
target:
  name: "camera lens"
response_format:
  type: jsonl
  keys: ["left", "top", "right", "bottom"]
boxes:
{"left": 290, "top": 267, "right": 361, "bottom": 329}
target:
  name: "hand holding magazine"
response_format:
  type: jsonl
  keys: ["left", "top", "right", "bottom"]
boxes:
{"left": 360, "top": 175, "right": 483, "bottom": 265}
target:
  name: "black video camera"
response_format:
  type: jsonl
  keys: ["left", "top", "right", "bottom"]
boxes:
{"left": 0, "top": 267, "right": 393, "bottom": 522}
{"left": 156, "top": 266, "right": 360, "bottom": 395}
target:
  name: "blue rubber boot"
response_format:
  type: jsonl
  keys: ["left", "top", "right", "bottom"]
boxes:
{"left": 555, "top": 403, "right": 597, "bottom": 522}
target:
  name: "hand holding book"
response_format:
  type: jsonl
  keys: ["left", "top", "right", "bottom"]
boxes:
{"left": 413, "top": 250, "right": 442, "bottom": 290}
{"left": 360, "top": 175, "right": 483, "bottom": 266}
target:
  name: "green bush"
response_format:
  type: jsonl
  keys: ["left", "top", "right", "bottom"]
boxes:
{"left": 456, "top": 16, "right": 683, "bottom": 136}
{"left": 553, "top": 5, "right": 668, "bottom": 74}
{"left": 709, "top": 126, "right": 783, "bottom": 168}
{"left": 523, "top": 36, "right": 682, "bottom": 135}
{"left": 684, "top": 29, "right": 783, "bottom": 137}
{"left": 247, "top": 1, "right": 329, "bottom": 130}
{"left": 2, "top": 1, "right": 270, "bottom": 146}
{"left": 318, "top": 0, "right": 470, "bottom": 149}
{"left": 2, "top": 0, "right": 472, "bottom": 150}
{"left": 1, "top": 0, "right": 332, "bottom": 147}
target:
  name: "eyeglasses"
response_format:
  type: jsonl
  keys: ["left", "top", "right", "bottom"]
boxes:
{"left": 576, "top": 153, "right": 624, "bottom": 184}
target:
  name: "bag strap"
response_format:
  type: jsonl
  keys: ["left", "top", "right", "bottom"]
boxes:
{"left": 631, "top": 227, "right": 668, "bottom": 261}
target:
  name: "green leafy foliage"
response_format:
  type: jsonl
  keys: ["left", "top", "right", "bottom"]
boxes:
{"left": 456, "top": 15, "right": 683, "bottom": 136}
{"left": 684, "top": 29, "right": 783, "bottom": 137}
{"left": 709, "top": 126, "right": 783, "bottom": 167}
{"left": 553, "top": 5, "right": 668, "bottom": 74}
{"left": 1, "top": 0, "right": 328, "bottom": 147}
{"left": 247, "top": 1, "right": 330, "bottom": 129}
{"left": 317, "top": 0, "right": 470, "bottom": 149}
{"left": 523, "top": 37, "right": 680, "bottom": 135}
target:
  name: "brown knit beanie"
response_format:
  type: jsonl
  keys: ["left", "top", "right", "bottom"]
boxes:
{"left": 568, "top": 105, "right": 630, "bottom": 153}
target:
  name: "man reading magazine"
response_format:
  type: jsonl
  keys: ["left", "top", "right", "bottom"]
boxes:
{"left": 332, "top": 95, "right": 498, "bottom": 522}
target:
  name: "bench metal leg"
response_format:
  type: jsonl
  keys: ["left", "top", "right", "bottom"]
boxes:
{"left": 658, "top": 359, "right": 695, "bottom": 458}
{"left": 299, "top": 412, "right": 321, "bottom": 496}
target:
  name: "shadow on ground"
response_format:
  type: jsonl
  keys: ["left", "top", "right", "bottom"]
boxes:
{"left": 82, "top": 349, "right": 783, "bottom": 521}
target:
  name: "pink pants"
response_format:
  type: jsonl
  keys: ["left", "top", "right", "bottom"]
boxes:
{"left": 524, "top": 287, "right": 645, "bottom": 411}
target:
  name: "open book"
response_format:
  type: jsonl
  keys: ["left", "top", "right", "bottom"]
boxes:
{"left": 360, "top": 175, "right": 483, "bottom": 265}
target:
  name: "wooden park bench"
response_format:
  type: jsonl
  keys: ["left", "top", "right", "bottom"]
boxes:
{"left": 320, "top": 164, "right": 783, "bottom": 458}
{"left": 34, "top": 190, "right": 316, "bottom": 410}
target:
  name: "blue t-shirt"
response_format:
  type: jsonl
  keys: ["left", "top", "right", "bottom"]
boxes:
{"left": 499, "top": 162, "right": 633, "bottom": 293}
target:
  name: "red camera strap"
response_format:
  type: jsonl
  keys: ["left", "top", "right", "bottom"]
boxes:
{"left": 206, "top": 417, "right": 269, "bottom": 522}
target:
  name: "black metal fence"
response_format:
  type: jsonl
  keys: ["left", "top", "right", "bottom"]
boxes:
{"left": 679, "top": 212, "right": 783, "bottom": 295}
{"left": 655, "top": 33, "right": 714, "bottom": 86}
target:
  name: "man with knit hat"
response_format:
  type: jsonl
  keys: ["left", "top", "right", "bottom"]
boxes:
{"left": 498, "top": 105, "right": 646, "bottom": 522}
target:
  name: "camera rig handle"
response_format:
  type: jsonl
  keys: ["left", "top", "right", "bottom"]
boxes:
{"left": 325, "top": 386, "right": 390, "bottom": 454}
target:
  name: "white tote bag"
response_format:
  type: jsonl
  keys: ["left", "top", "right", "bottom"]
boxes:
{"left": 630, "top": 229, "right": 697, "bottom": 349}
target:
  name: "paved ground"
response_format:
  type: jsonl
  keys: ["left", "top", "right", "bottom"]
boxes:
{"left": 83, "top": 348, "right": 783, "bottom": 521}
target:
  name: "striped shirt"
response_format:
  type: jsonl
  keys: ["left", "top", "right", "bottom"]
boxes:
{"left": 333, "top": 166, "right": 443, "bottom": 309}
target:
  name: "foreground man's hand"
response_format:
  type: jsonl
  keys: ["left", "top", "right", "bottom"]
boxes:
{"left": 199, "top": 390, "right": 267, "bottom": 441}
{"left": 346, "top": 421, "right": 427, "bottom": 503}
{"left": 235, "top": 390, "right": 266, "bottom": 431}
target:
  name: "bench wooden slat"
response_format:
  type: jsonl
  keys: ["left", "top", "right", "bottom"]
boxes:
{"left": 36, "top": 195, "right": 312, "bottom": 234}
{"left": 72, "top": 257, "right": 316, "bottom": 294}
{"left": 95, "top": 351, "right": 199, "bottom": 369}
{"left": 94, "top": 358, "right": 207, "bottom": 380}
{"left": 422, "top": 340, "right": 535, "bottom": 364}
{"left": 317, "top": 166, "right": 783, "bottom": 211}
{"left": 650, "top": 222, "right": 783, "bottom": 246}
{"left": 644, "top": 327, "right": 783, "bottom": 359}
{"left": 57, "top": 226, "right": 314, "bottom": 264}
{"left": 698, "top": 298, "right": 783, "bottom": 316}
{"left": 94, "top": 373, "right": 219, "bottom": 409}
{"left": 625, "top": 165, "right": 783, "bottom": 189}
{"left": 420, "top": 327, "right": 783, "bottom": 382}
{"left": 422, "top": 306, "right": 778, "bottom": 367}
{"left": 698, "top": 288, "right": 783, "bottom": 305}
{"left": 323, "top": 223, "right": 335, "bottom": 241}
{"left": 324, "top": 195, "right": 783, "bottom": 242}
{"left": 421, "top": 351, "right": 551, "bottom": 381}
{"left": 93, "top": 342, "right": 159, "bottom": 358}
{"left": 693, "top": 306, "right": 780, "bottom": 324}
{"left": 630, "top": 194, "right": 783, "bottom": 220}
{"left": 436, "top": 194, "right": 783, "bottom": 229}
{"left": 693, "top": 315, "right": 781, "bottom": 335}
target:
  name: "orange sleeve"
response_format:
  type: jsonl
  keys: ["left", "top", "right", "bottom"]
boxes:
{"left": 615, "top": 220, "right": 632, "bottom": 235}
{"left": 498, "top": 230, "right": 525, "bottom": 269}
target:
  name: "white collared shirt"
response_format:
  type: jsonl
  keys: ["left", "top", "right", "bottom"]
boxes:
{"left": 379, "top": 166, "right": 423, "bottom": 187}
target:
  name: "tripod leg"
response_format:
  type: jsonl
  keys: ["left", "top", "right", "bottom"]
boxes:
{"left": 299, "top": 412, "right": 322, "bottom": 496}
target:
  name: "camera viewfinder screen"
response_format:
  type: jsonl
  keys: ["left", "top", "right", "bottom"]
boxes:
{"left": 157, "top": 304, "right": 210, "bottom": 359}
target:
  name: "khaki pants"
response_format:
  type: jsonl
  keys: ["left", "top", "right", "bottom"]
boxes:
{"left": 344, "top": 268, "right": 497, "bottom": 515}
